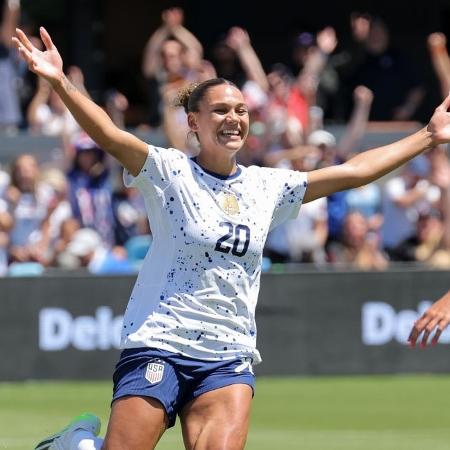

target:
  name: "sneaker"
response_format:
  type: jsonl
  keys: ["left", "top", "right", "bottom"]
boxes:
{"left": 34, "top": 412, "right": 101, "bottom": 450}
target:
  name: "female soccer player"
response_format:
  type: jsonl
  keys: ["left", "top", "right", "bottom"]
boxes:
{"left": 13, "top": 26, "right": 450, "bottom": 450}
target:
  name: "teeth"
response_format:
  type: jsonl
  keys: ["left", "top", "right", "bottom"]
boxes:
{"left": 222, "top": 130, "right": 239, "bottom": 136}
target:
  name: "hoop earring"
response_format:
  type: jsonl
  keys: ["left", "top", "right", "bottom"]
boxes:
{"left": 186, "top": 130, "right": 200, "bottom": 150}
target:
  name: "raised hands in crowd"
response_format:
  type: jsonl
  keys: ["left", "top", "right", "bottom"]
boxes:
{"left": 0, "top": 7, "right": 448, "bottom": 276}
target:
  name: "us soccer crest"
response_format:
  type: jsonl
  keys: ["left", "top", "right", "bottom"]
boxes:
{"left": 145, "top": 361, "right": 165, "bottom": 384}
{"left": 219, "top": 192, "right": 240, "bottom": 215}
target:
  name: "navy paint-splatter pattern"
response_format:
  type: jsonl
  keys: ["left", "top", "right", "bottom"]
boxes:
{"left": 121, "top": 145, "right": 307, "bottom": 365}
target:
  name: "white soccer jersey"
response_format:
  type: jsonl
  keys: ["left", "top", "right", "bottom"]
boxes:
{"left": 122, "top": 145, "right": 308, "bottom": 364}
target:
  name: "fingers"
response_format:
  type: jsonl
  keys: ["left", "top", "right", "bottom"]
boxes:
{"left": 431, "top": 327, "right": 443, "bottom": 345}
{"left": 436, "top": 91, "right": 450, "bottom": 112}
{"left": 420, "top": 319, "right": 439, "bottom": 347}
{"left": 39, "top": 26, "right": 55, "bottom": 51}
{"left": 408, "top": 315, "right": 449, "bottom": 347}
{"left": 11, "top": 35, "right": 33, "bottom": 64}
{"left": 14, "top": 27, "right": 34, "bottom": 52}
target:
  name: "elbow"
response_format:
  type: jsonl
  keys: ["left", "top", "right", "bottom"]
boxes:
{"left": 340, "top": 162, "right": 366, "bottom": 189}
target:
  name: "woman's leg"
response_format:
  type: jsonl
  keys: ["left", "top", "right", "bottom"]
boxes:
{"left": 179, "top": 384, "right": 253, "bottom": 450}
{"left": 101, "top": 396, "right": 168, "bottom": 450}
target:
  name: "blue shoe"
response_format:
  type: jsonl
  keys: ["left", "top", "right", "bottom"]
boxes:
{"left": 34, "top": 413, "right": 101, "bottom": 450}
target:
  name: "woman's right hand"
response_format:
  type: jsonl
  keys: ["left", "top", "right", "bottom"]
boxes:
{"left": 12, "top": 27, "right": 63, "bottom": 86}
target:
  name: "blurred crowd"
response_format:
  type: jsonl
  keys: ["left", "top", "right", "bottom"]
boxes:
{"left": 0, "top": 2, "right": 449, "bottom": 275}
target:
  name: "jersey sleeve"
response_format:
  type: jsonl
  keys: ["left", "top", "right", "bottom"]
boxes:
{"left": 259, "top": 167, "right": 308, "bottom": 231}
{"left": 123, "top": 145, "right": 187, "bottom": 195}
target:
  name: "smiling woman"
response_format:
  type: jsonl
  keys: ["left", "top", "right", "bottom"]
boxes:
{"left": 12, "top": 24, "right": 450, "bottom": 450}
{"left": 174, "top": 78, "right": 250, "bottom": 176}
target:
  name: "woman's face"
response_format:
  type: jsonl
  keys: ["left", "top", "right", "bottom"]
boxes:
{"left": 189, "top": 84, "right": 249, "bottom": 157}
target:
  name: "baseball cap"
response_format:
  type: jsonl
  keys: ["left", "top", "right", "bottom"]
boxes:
{"left": 307, "top": 129, "right": 337, "bottom": 147}
{"left": 67, "top": 228, "right": 102, "bottom": 257}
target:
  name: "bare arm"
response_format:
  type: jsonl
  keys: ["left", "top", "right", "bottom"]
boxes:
{"left": 428, "top": 33, "right": 450, "bottom": 99}
{"left": 336, "top": 85, "right": 373, "bottom": 159}
{"left": 297, "top": 27, "right": 337, "bottom": 104}
{"left": 226, "top": 27, "right": 269, "bottom": 92}
{"left": 304, "top": 93, "right": 450, "bottom": 203}
{"left": 1, "top": 0, "right": 20, "bottom": 47}
{"left": 14, "top": 27, "right": 148, "bottom": 176}
{"left": 26, "top": 78, "right": 51, "bottom": 130}
{"left": 142, "top": 25, "right": 170, "bottom": 78}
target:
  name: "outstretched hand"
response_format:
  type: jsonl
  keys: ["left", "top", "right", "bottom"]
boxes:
{"left": 12, "top": 27, "right": 63, "bottom": 86}
{"left": 408, "top": 291, "right": 450, "bottom": 347}
{"left": 427, "top": 93, "right": 450, "bottom": 145}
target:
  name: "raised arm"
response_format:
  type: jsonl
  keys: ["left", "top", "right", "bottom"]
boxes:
{"left": 297, "top": 27, "right": 337, "bottom": 104}
{"left": 225, "top": 27, "right": 269, "bottom": 92}
{"left": 14, "top": 27, "right": 148, "bottom": 176}
{"left": 1, "top": 0, "right": 20, "bottom": 48}
{"left": 336, "top": 85, "right": 373, "bottom": 159}
{"left": 142, "top": 8, "right": 203, "bottom": 79}
{"left": 428, "top": 32, "right": 450, "bottom": 100}
{"left": 304, "top": 93, "right": 450, "bottom": 203}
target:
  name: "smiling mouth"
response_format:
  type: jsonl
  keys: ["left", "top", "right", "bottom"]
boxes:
{"left": 219, "top": 129, "right": 242, "bottom": 140}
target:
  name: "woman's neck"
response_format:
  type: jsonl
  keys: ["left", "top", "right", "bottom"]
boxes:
{"left": 195, "top": 153, "right": 238, "bottom": 177}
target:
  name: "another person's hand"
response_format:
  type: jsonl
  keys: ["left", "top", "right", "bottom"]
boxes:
{"left": 408, "top": 290, "right": 450, "bottom": 347}
{"left": 353, "top": 85, "right": 373, "bottom": 107}
{"left": 427, "top": 32, "right": 447, "bottom": 53}
{"left": 225, "top": 27, "right": 250, "bottom": 51}
{"left": 316, "top": 27, "right": 337, "bottom": 55}
{"left": 162, "top": 7, "right": 184, "bottom": 29}
{"left": 350, "top": 12, "right": 371, "bottom": 42}
{"left": 12, "top": 27, "right": 63, "bottom": 86}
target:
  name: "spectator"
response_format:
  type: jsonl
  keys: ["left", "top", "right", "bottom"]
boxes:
{"left": 111, "top": 169, "right": 149, "bottom": 246}
{"left": 328, "top": 211, "right": 389, "bottom": 270}
{"left": 66, "top": 133, "right": 114, "bottom": 246}
{"left": 26, "top": 66, "right": 84, "bottom": 137}
{"left": 0, "top": 0, "right": 23, "bottom": 132}
{"left": 0, "top": 196, "right": 13, "bottom": 275}
{"left": 291, "top": 27, "right": 339, "bottom": 117}
{"left": 142, "top": 7, "right": 203, "bottom": 128}
{"left": 381, "top": 155, "right": 438, "bottom": 260}
{"left": 265, "top": 146, "right": 328, "bottom": 264}
{"left": 5, "top": 154, "right": 53, "bottom": 264}
{"left": 349, "top": 15, "right": 424, "bottom": 121}
{"left": 32, "top": 167, "right": 73, "bottom": 265}
{"left": 64, "top": 227, "right": 134, "bottom": 274}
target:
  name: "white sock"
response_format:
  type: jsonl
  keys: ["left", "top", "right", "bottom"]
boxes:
{"left": 69, "top": 430, "right": 103, "bottom": 450}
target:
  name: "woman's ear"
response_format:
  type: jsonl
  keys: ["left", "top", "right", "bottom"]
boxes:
{"left": 187, "top": 113, "right": 198, "bottom": 131}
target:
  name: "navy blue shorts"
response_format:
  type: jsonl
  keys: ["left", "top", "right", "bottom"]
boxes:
{"left": 112, "top": 347, "right": 255, "bottom": 427}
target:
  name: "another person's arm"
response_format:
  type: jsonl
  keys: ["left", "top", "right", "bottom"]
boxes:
{"left": 1, "top": 0, "right": 20, "bottom": 47}
{"left": 428, "top": 32, "right": 450, "bottom": 100}
{"left": 303, "top": 93, "right": 450, "bottom": 203}
{"left": 336, "top": 85, "right": 373, "bottom": 159}
{"left": 408, "top": 290, "right": 450, "bottom": 347}
{"left": 14, "top": 27, "right": 148, "bottom": 176}
{"left": 225, "top": 27, "right": 269, "bottom": 92}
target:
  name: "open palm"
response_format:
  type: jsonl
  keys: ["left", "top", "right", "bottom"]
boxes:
{"left": 13, "top": 27, "right": 63, "bottom": 85}
{"left": 428, "top": 94, "right": 450, "bottom": 144}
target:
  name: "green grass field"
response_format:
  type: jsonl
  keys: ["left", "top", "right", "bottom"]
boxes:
{"left": 1, "top": 375, "right": 450, "bottom": 450}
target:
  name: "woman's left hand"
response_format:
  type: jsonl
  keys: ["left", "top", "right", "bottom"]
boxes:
{"left": 427, "top": 93, "right": 450, "bottom": 145}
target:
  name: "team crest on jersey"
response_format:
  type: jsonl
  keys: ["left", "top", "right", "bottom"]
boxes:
{"left": 219, "top": 193, "right": 240, "bottom": 215}
{"left": 145, "top": 362, "right": 165, "bottom": 384}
